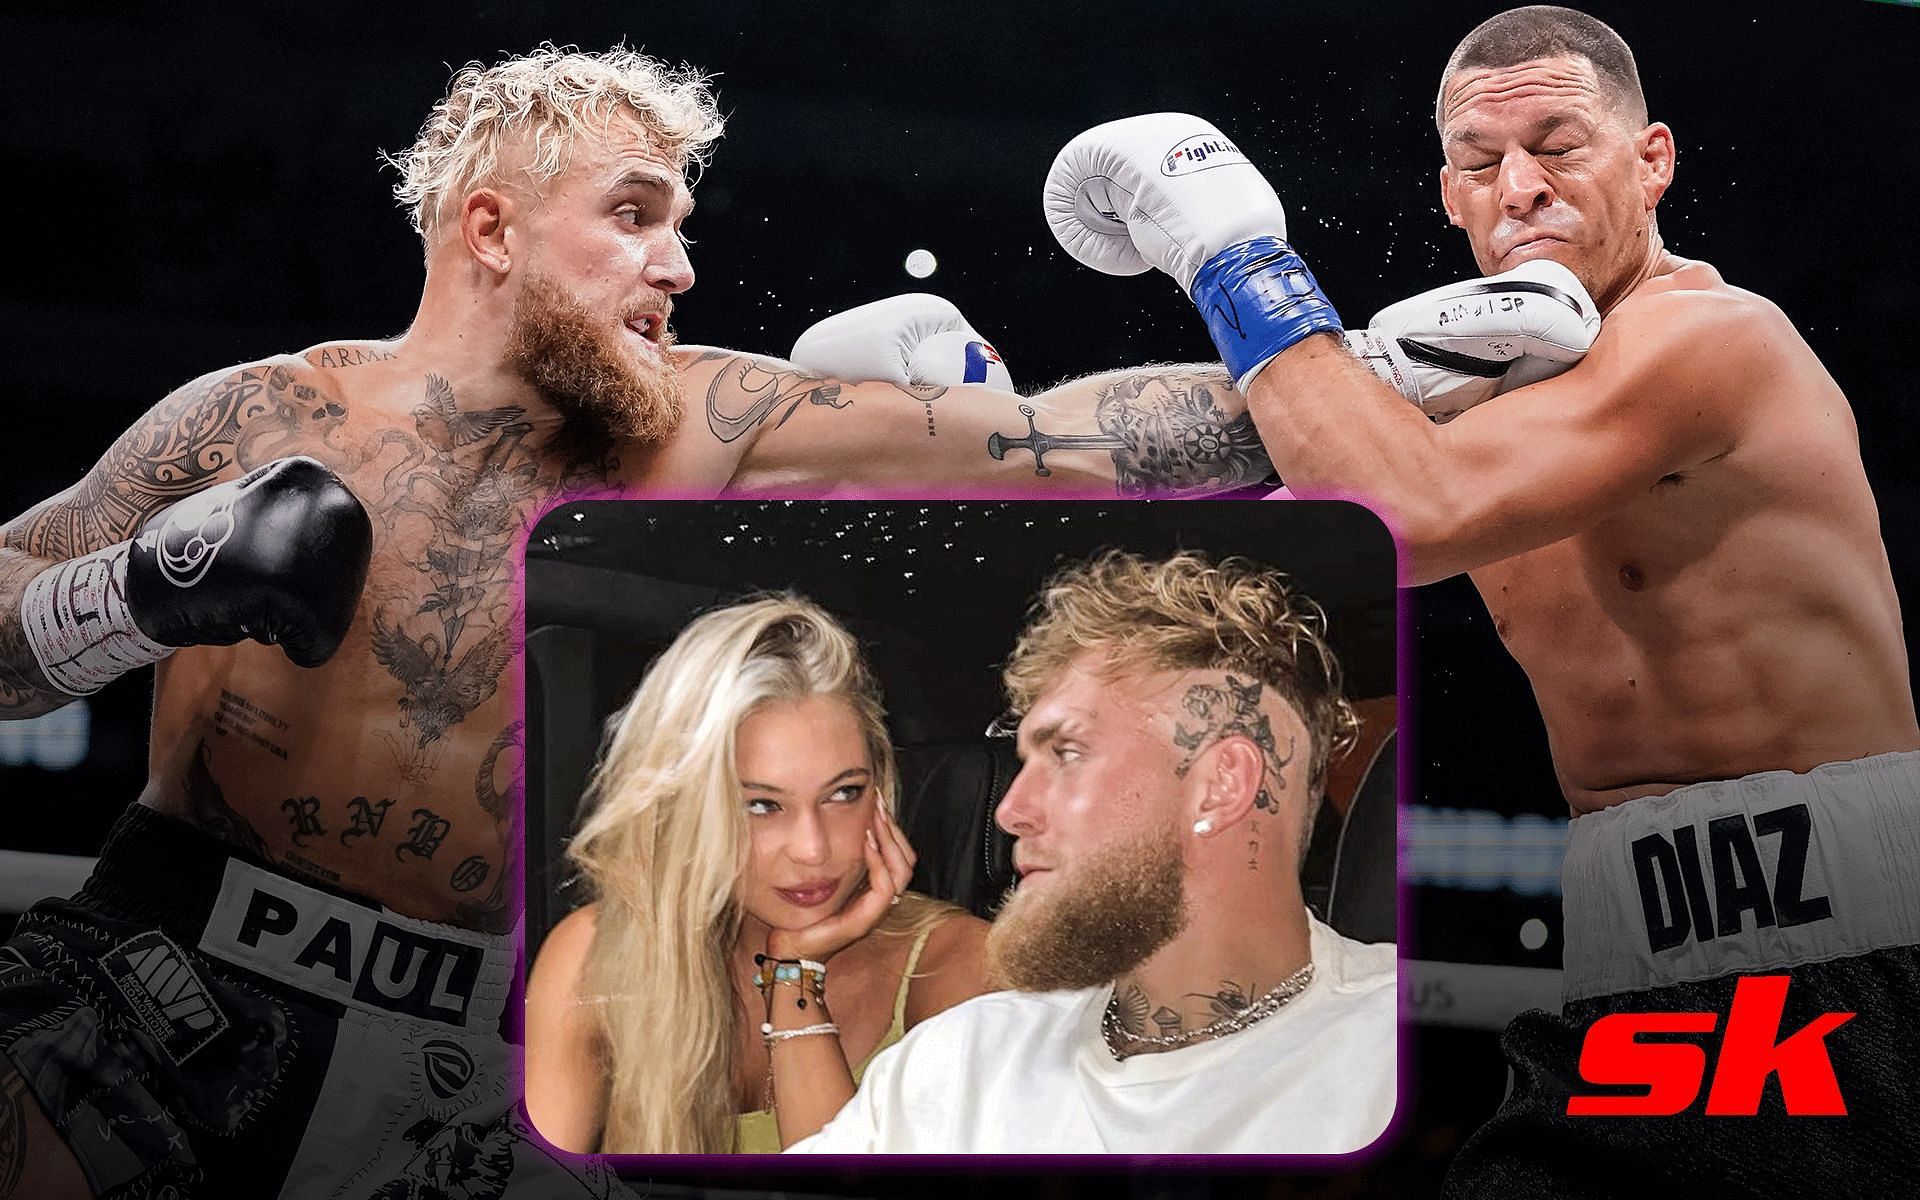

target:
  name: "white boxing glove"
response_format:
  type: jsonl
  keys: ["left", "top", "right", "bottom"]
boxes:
{"left": 1341, "top": 260, "right": 1601, "bottom": 423}
{"left": 1045, "top": 113, "right": 1343, "bottom": 389}
{"left": 1044, "top": 113, "right": 1290, "bottom": 291}
{"left": 790, "top": 293, "right": 1014, "bottom": 391}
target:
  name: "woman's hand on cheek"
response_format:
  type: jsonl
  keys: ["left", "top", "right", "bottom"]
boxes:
{"left": 764, "top": 807, "right": 917, "bottom": 962}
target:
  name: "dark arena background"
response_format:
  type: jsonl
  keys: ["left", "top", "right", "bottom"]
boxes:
{"left": 3, "top": 1, "right": 1916, "bottom": 1197}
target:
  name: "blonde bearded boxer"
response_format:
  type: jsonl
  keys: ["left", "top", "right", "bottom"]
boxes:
{"left": 788, "top": 552, "right": 1397, "bottom": 1154}
{"left": 0, "top": 46, "right": 740, "bottom": 1200}
{"left": 1044, "top": 5, "right": 1919, "bottom": 1196}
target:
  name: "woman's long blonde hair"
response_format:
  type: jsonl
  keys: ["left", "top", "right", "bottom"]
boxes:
{"left": 568, "top": 593, "right": 953, "bottom": 1152}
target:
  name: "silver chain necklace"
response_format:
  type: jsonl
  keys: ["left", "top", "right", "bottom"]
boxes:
{"left": 1100, "top": 962, "right": 1316, "bottom": 1058}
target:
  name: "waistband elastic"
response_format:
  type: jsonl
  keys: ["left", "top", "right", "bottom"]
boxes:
{"left": 76, "top": 804, "right": 513, "bottom": 1030}
{"left": 1559, "top": 750, "right": 1920, "bottom": 1001}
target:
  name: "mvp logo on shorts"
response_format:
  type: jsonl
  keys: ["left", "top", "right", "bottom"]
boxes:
{"left": 102, "top": 930, "right": 229, "bottom": 1065}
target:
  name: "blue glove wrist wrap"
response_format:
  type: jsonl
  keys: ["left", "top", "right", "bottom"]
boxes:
{"left": 1190, "top": 235, "right": 1343, "bottom": 389}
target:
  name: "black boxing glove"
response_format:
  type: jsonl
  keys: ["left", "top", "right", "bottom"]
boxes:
{"left": 20, "top": 456, "right": 373, "bottom": 694}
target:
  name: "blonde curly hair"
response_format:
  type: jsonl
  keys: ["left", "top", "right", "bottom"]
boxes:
{"left": 386, "top": 43, "right": 724, "bottom": 248}
{"left": 1003, "top": 549, "right": 1361, "bottom": 797}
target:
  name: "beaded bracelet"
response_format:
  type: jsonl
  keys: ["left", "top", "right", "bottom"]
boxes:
{"left": 752, "top": 954, "right": 826, "bottom": 998}
{"left": 762, "top": 1021, "right": 839, "bottom": 1044}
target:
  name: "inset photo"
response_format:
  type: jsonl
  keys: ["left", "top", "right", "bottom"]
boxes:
{"left": 519, "top": 500, "right": 1399, "bottom": 1157}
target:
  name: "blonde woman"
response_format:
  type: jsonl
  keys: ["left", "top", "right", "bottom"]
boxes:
{"left": 525, "top": 595, "right": 990, "bottom": 1153}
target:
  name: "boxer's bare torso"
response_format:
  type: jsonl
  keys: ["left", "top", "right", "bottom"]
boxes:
{"left": 1471, "top": 261, "right": 1917, "bottom": 813}
{"left": 128, "top": 341, "right": 635, "bottom": 932}
{"left": 5, "top": 335, "right": 1263, "bottom": 933}
{"left": 110, "top": 341, "right": 811, "bottom": 930}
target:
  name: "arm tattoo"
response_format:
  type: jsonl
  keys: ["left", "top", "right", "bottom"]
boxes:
{"left": 705, "top": 359, "right": 851, "bottom": 443}
{"left": 3, "top": 365, "right": 349, "bottom": 559}
{"left": 698, "top": 351, "right": 953, "bottom": 446}
{"left": 0, "top": 570, "right": 48, "bottom": 716}
{"left": 990, "top": 369, "right": 1272, "bottom": 495}
{"left": 1171, "top": 674, "right": 1298, "bottom": 812}
{"left": 5, "top": 373, "right": 258, "bottom": 559}
{"left": 1, "top": 364, "right": 344, "bottom": 716}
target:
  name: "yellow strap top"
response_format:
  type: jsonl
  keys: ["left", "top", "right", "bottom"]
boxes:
{"left": 733, "top": 923, "right": 937, "bottom": 1153}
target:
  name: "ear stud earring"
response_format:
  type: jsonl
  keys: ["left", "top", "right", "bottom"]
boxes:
{"left": 1193, "top": 818, "right": 1214, "bottom": 836}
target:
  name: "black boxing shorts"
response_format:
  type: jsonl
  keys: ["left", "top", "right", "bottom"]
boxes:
{"left": 0, "top": 803, "right": 626, "bottom": 1199}
{"left": 1444, "top": 751, "right": 1920, "bottom": 1199}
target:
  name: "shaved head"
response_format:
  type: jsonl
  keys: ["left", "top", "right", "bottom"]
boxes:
{"left": 1437, "top": 6, "right": 1647, "bottom": 134}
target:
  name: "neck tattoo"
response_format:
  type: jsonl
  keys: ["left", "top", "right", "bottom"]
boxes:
{"left": 1100, "top": 961, "right": 1315, "bottom": 1059}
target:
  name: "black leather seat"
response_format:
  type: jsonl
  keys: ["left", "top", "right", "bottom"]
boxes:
{"left": 1323, "top": 729, "right": 1398, "bottom": 944}
{"left": 895, "top": 740, "right": 1021, "bottom": 919}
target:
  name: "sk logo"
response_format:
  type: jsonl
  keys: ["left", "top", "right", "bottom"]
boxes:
{"left": 1568, "top": 975, "right": 1852, "bottom": 1117}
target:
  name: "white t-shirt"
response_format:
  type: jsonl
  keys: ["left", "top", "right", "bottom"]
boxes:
{"left": 787, "top": 915, "right": 1398, "bottom": 1154}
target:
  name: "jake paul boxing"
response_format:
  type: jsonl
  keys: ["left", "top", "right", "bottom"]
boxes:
{"left": 1045, "top": 91, "right": 1919, "bottom": 1198}
{"left": 0, "top": 453, "right": 628, "bottom": 1200}
{"left": 1, "top": 446, "right": 638, "bottom": 1199}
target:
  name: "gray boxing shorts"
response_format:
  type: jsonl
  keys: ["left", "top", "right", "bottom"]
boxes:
{"left": 0, "top": 803, "right": 629, "bottom": 1199}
